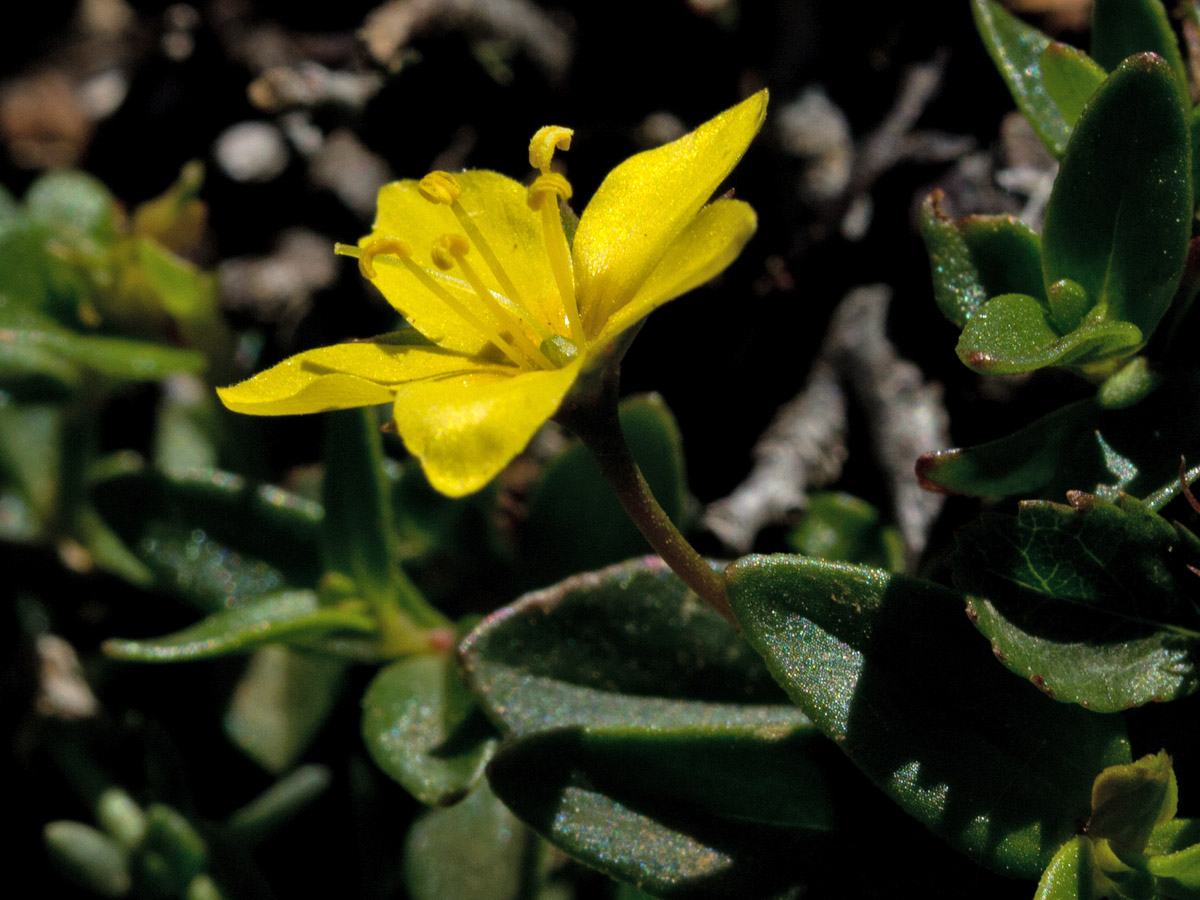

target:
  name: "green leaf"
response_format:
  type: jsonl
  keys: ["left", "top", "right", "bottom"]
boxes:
{"left": 486, "top": 731, "right": 810, "bottom": 900}
{"left": 1091, "top": 0, "right": 1187, "bottom": 91}
{"left": 967, "top": 596, "right": 1197, "bottom": 713}
{"left": 44, "top": 821, "right": 132, "bottom": 897}
{"left": 520, "top": 394, "right": 688, "bottom": 587}
{"left": 224, "top": 646, "right": 347, "bottom": 773}
{"left": 403, "top": 782, "right": 536, "bottom": 900}
{"left": 1042, "top": 54, "right": 1191, "bottom": 339}
{"left": 134, "top": 804, "right": 207, "bottom": 897}
{"left": 494, "top": 718, "right": 844, "bottom": 833}
{"left": 1041, "top": 43, "right": 1107, "bottom": 128}
{"left": 959, "top": 493, "right": 1200, "bottom": 627}
{"left": 726, "top": 555, "right": 1131, "bottom": 879}
{"left": 917, "top": 193, "right": 988, "bottom": 329}
{"left": 917, "top": 371, "right": 1200, "bottom": 500}
{"left": 918, "top": 196, "right": 1047, "bottom": 330}
{"left": 103, "top": 590, "right": 375, "bottom": 661}
{"left": 786, "top": 492, "right": 904, "bottom": 572}
{"left": 458, "top": 557, "right": 790, "bottom": 736}
{"left": 1191, "top": 106, "right": 1200, "bottom": 211}
{"left": 225, "top": 764, "right": 332, "bottom": 844}
{"left": 1034, "top": 836, "right": 1099, "bottom": 900}
{"left": 0, "top": 402, "right": 61, "bottom": 539}
{"left": 91, "top": 466, "right": 324, "bottom": 611}
{"left": 24, "top": 170, "right": 117, "bottom": 245}
{"left": 13, "top": 328, "right": 205, "bottom": 381}
{"left": 321, "top": 408, "right": 400, "bottom": 605}
{"left": 1090, "top": 751, "right": 1178, "bottom": 855}
{"left": 0, "top": 297, "right": 205, "bottom": 383}
{"left": 1147, "top": 842, "right": 1200, "bottom": 895}
{"left": 362, "top": 654, "right": 497, "bottom": 805}
{"left": 972, "top": 0, "right": 1071, "bottom": 157}
{"left": 461, "top": 556, "right": 851, "bottom": 882}
{"left": 956, "top": 293, "right": 1142, "bottom": 374}
{"left": 959, "top": 214, "right": 1046, "bottom": 302}
{"left": 955, "top": 494, "right": 1200, "bottom": 711}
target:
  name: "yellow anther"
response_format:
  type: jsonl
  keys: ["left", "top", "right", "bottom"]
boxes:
{"left": 527, "top": 172, "right": 573, "bottom": 210}
{"left": 529, "top": 126, "right": 573, "bottom": 173}
{"left": 356, "top": 236, "right": 412, "bottom": 279}
{"left": 418, "top": 171, "right": 463, "bottom": 205}
{"left": 431, "top": 234, "right": 470, "bottom": 270}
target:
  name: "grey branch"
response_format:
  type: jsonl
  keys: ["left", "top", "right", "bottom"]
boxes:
{"left": 703, "top": 286, "right": 949, "bottom": 562}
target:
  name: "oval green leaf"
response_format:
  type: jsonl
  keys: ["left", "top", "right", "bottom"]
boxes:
{"left": 972, "top": 0, "right": 1071, "bottom": 157}
{"left": 362, "top": 654, "right": 498, "bottom": 806}
{"left": 1041, "top": 43, "right": 1107, "bottom": 129}
{"left": 726, "top": 555, "right": 1131, "bottom": 879}
{"left": 956, "top": 293, "right": 1142, "bottom": 374}
{"left": 403, "top": 783, "right": 535, "bottom": 900}
{"left": 1091, "top": 0, "right": 1187, "bottom": 90}
{"left": 458, "top": 557, "right": 790, "bottom": 736}
{"left": 955, "top": 494, "right": 1200, "bottom": 711}
{"left": 487, "top": 730, "right": 812, "bottom": 900}
{"left": 224, "top": 647, "right": 347, "bottom": 773}
{"left": 1042, "top": 54, "right": 1191, "bottom": 339}
{"left": 917, "top": 371, "right": 1200, "bottom": 500}
{"left": 1034, "top": 836, "right": 1099, "bottom": 900}
{"left": 91, "top": 465, "right": 324, "bottom": 611}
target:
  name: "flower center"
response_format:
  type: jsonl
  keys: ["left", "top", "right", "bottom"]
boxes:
{"left": 335, "top": 126, "right": 586, "bottom": 371}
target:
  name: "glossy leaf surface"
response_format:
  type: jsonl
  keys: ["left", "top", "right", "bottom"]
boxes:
{"left": 972, "top": 0, "right": 1071, "bottom": 157}
{"left": 362, "top": 654, "right": 497, "bottom": 805}
{"left": 103, "top": 590, "right": 375, "bottom": 661}
{"left": 1034, "top": 836, "right": 1098, "bottom": 900}
{"left": 462, "top": 558, "right": 850, "bottom": 896}
{"left": 92, "top": 466, "right": 323, "bottom": 611}
{"left": 956, "top": 293, "right": 1142, "bottom": 374}
{"left": 726, "top": 555, "right": 1131, "bottom": 878}
{"left": 917, "top": 372, "right": 1200, "bottom": 500}
{"left": 1042, "top": 54, "right": 1191, "bottom": 339}
{"left": 487, "top": 730, "right": 811, "bottom": 900}
{"left": 956, "top": 494, "right": 1200, "bottom": 711}
{"left": 459, "top": 557, "right": 789, "bottom": 734}
{"left": 1041, "top": 43, "right": 1106, "bottom": 129}
{"left": 1091, "top": 0, "right": 1187, "bottom": 89}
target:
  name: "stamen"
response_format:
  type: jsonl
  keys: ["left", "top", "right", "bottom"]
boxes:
{"left": 528, "top": 173, "right": 584, "bottom": 345}
{"left": 420, "top": 169, "right": 535, "bottom": 327}
{"left": 396, "top": 252, "right": 531, "bottom": 370}
{"left": 340, "top": 233, "right": 530, "bottom": 370}
{"left": 354, "top": 236, "right": 413, "bottom": 279}
{"left": 529, "top": 126, "right": 573, "bottom": 173}
{"left": 434, "top": 235, "right": 557, "bottom": 370}
{"left": 417, "top": 171, "right": 463, "bottom": 205}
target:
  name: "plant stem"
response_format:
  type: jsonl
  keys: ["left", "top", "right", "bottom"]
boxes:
{"left": 564, "top": 389, "right": 735, "bottom": 627}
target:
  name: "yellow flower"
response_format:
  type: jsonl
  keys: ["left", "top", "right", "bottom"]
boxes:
{"left": 218, "top": 90, "right": 767, "bottom": 496}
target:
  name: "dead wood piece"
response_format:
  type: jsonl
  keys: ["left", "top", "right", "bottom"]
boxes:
{"left": 703, "top": 360, "right": 847, "bottom": 553}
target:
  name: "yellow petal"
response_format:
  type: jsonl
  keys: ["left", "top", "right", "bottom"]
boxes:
{"left": 392, "top": 361, "right": 582, "bottom": 497}
{"left": 573, "top": 89, "right": 767, "bottom": 331}
{"left": 217, "top": 361, "right": 394, "bottom": 415}
{"left": 366, "top": 171, "right": 560, "bottom": 349}
{"left": 215, "top": 338, "right": 512, "bottom": 415}
{"left": 293, "top": 332, "right": 513, "bottom": 382}
{"left": 592, "top": 198, "right": 757, "bottom": 347}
